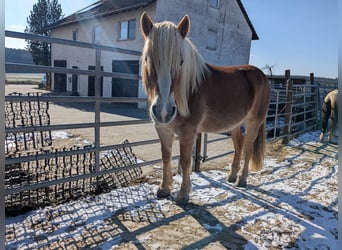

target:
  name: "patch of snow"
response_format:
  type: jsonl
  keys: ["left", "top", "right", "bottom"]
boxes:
{"left": 51, "top": 130, "right": 71, "bottom": 139}
{"left": 203, "top": 223, "right": 223, "bottom": 233}
{"left": 5, "top": 131, "right": 338, "bottom": 249}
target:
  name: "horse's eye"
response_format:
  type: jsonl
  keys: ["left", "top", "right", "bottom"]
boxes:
{"left": 180, "top": 59, "right": 184, "bottom": 66}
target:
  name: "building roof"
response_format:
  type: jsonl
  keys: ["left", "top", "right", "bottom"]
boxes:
{"left": 50, "top": 0, "right": 157, "bottom": 29}
{"left": 50, "top": 0, "right": 258, "bottom": 40}
{"left": 236, "top": 0, "right": 258, "bottom": 40}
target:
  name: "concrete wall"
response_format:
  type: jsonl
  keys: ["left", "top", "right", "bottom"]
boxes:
{"left": 154, "top": 0, "right": 252, "bottom": 65}
{"left": 51, "top": 4, "right": 156, "bottom": 97}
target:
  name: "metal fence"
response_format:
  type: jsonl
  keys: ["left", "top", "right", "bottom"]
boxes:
{"left": 198, "top": 78, "right": 332, "bottom": 167}
{"left": 5, "top": 92, "right": 51, "bottom": 155}
{"left": 5, "top": 31, "right": 156, "bottom": 214}
{"left": 4, "top": 31, "right": 337, "bottom": 214}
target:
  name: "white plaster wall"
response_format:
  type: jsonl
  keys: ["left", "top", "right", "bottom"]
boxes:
{"left": 154, "top": 0, "right": 252, "bottom": 65}
{"left": 51, "top": 4, "right": 156, "bottom": 97}
{"left": 51, "top": 0, "right": 254, "bottom": 99}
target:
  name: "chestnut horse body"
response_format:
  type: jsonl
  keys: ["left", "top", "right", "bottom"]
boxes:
{"left": 140, "top": 12, "right": 271, "bottom": 203}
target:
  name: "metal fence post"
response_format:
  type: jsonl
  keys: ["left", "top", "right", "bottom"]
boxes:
{"left": 194, "top": 133, "right": 202, "bottom": 172}
{"left": 0, "top": 4, "right": 5, "bottom": 248}
{"left": 311, "top": 73, "right": 320, "bottom": 130}
{"left": 273, "top": 90, "right": 280, "bottom": 139}
{"left": 202, "top": 133, "right": 208, "bottom": 162}
{"left": 95, "top": 48, "right": 101, "bottom": 175}
{"left": 282, "top": 78, "right": 293, "bottom": 144}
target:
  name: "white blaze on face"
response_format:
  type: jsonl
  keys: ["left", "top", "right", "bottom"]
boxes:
{"left": 160, "top": 106, "right": 168, "bottom": 123}
{"left": 157, "top": 65, "right": 172, "bottom": 122}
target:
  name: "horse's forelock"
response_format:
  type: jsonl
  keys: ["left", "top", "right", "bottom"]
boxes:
{"left": 142, "top": 20, "right": 208, "bottom": 116}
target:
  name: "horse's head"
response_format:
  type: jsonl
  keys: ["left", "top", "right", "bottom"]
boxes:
{"left": 140, "top": 12, "right": 191, "bottom": 125}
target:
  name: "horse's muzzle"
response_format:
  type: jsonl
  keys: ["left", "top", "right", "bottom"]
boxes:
{"left": 150, "top": 102, "right": 177, "bottom": 125}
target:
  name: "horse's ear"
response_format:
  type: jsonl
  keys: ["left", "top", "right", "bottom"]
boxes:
{"left": 177, "top": 15, "right": 190, "bottom": 39}
{"left": 140, "top": 12, "right": 154, "bottom": 38}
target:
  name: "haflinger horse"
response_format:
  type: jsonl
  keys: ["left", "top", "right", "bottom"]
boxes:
{"left": 319, "top": 89, "right": 338, "bottom": 142}
{"left": 140, "top": 12, "right": 271, "bottom": 203}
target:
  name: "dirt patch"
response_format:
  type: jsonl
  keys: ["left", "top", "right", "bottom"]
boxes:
{"left": 5, "top": 84, "right": 338, "bottom": 249}
{"left": 5, "top": 131, "right": 338, "bottom": 249}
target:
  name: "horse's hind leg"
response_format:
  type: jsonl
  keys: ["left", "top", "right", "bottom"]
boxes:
{"left": 156, "top": 126, "right": 175, "bottom": 198}
{"left": 320, "top": 100, "right": 331, "bottom": 142}
{"left": 228, "top": 126, "right": 244, "bottom": 183}
{"left": 328, "top": 119, "right": 337, "bottom": 142}
{"left": 237, "top": 121, "right": 264, "bottom": 187}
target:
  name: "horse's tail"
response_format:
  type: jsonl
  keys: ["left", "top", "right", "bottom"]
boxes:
{"left": 249, "top": 121, "right": 266, "bottom": 172}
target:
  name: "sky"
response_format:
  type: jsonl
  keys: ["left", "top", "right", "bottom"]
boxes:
{"left": 5, "top": 0, "right": 338, "bottom": 78}
{"left": 242, "top": 0, "right": 338, "bottom": 78}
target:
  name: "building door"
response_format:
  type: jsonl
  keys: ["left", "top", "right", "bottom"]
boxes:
{"left": 72, "top": 66, "right": 78, "bottom": 95}
{"left": 53, "top": 60, "right": 67, "bottom": 92}
{"left": 88, "top": 66, "right": 103, "bottom": 96}
{"left": 112, "top": 60, "right": 139, "bottom": 98}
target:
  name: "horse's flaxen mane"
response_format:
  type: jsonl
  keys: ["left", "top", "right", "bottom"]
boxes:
{"left": 142, "top": 20, "right": 208, "bottom": 117}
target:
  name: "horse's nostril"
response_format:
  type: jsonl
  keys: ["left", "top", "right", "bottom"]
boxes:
{"left": 171, "top": 106, "right": 176, "bottom": 115}
{"left": 152, "top": 105, "right": 157, "bottom": 115}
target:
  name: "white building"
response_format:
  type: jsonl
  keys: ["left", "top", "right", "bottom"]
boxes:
{"left": 50, "top": 0, "right": 258, "bottom": 100}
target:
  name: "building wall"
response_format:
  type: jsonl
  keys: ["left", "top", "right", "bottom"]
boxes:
{"left": 154, "top": 0, "right": 252, "bottom": 65}
{"left": 51, "top": 4, "right": 156, "bottom": 97}
{"left": 51, "top": 0, "right": 253, "bottom": 98}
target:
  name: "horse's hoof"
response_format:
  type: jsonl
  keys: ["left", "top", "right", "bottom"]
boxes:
{"left": 236, "top": 176, "right": 247, "bottom": 187}
{"left": 227, "top": 175, "right": 237, "bottom": 183}
{"left": 175, "top": 192, "right": 190, "bottom": 205}
{"left": 157, "top": 188, "right": 171, "bottom": 198}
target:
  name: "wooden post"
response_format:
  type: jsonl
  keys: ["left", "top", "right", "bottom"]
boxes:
{"left": 194, "top": 133, "right": 202, "bottom": 172}
{"left": 282, "top": 70, "right": 293, "bottom": 144}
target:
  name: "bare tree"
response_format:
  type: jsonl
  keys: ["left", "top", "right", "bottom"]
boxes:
{"left": 262, "top": 64, "right": 275, "bottom": 76}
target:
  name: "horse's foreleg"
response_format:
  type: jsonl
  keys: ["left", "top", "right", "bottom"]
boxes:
{"left": 156, "top": 126, "right": 175, "bottom": 198}
{"left": 176, "top": 133, "right": 196, "bottom": 203}
{"left": 228, "top": 127, "right": 244, "bottom": 183}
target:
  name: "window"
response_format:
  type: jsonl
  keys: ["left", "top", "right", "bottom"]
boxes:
{"left": 72, "top": 30, "right": 78, "bottom": 41}
{"left": 209, "top": 0, "right": 219, "bottom": 8}
{"left": 206, "top": 29, "right": 217, "bottom": 50}
{"left": 93, "top": 26, "right": 101, "bottom": 43}
{"left": 119, "top": 19, "right": 136, "bottom": 40}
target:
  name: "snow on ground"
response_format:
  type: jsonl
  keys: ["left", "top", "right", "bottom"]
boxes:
{"left": 5, "top": 131, "right": 338, "bottom": 249}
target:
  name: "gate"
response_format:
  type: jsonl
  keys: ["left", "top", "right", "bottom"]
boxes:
{"left": 4, "top": 31, "right": 169, "bottom": 215}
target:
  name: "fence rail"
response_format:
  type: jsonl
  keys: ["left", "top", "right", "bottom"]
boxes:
{"left": 4, "top": 31, "right": 337, "bottom": 214}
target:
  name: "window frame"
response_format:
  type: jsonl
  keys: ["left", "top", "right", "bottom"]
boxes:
{"left": 93, "top": 26, "right": 101, "bottom": 44}
{"left": 209, "top": 0, "right": 219, "bottom": 9}
{"left": 72, "top": 30, "right": 78, "bottom": 41}
{"left": 206, "top": 29, "right": 218, "bottom": 51}
{"left": 119, "top": 19, "right": 136, "bottom": 40}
